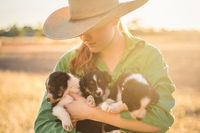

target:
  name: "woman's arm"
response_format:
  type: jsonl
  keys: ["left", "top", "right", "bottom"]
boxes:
{"left": 90, "top": 107, "right": 160, "bottom": 132}
{"left": 65, "top": 92, "right": 161, "bottom": 133}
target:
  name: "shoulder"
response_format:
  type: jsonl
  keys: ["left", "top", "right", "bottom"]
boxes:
{"left": 144, "top": 43, "right": 163, "bottom": 60}
{"left": 130, "top": 35, "right": 163, "bottom": 60}
{"left": 53, "top": 47, "right": 78, "bottom": 72}
{"left": 59, "top": 48, "right": 77, "bottom": 63}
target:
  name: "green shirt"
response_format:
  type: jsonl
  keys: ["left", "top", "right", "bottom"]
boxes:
{"left": 34, "top": 32, "right": 175, "bottom": 133}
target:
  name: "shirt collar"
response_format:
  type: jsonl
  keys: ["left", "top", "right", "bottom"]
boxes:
{"left": 119, "top": 30, "right": 145, "bottom": 64}
{"left": 96, "top": 30, "right": 145, "bottom": 73}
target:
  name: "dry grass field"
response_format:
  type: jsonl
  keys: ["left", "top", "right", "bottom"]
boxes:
{"left": 0, "top": 31, "right": 200, "bottom": 133}
{"left": 0, "top": 71, "right": 45, "bottom": 133}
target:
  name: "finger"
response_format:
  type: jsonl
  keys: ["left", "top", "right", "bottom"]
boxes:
{"left": 72, "top": 119, "right": 78, "bottom": 123}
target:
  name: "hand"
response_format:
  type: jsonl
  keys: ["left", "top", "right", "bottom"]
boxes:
{"left": 64, "top": 92, "right": 95, "bottom": 121}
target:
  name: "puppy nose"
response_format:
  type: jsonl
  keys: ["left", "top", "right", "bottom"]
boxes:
{"left": 47, "top": 98, "right": 50, "bottom": 102}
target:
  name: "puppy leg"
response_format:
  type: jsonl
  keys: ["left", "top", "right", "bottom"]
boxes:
{"left": 101, "top": 99, "right": 115, "bottom": 112}
{"left": 86, "top": 95, "right": 96, "bottom": 107}
{"left": 53, "top": 105, "right": 73, "bottom": 131}
{"left": 104, "top": 98, "right": 116, "bottom": 104}
{"left": 102, "top": 101, "right": 128, "bottom": 113}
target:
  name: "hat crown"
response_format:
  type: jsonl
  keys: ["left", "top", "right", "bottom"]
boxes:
{"left": 69, "top": 0, "right": 119, "bottom": 20}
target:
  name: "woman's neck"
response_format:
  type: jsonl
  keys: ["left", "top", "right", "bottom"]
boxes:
{"left": 99, "top": 28, "right": 125, "bottom": 73}
{"left": 99, "top": 29, "right": 125, "bottom": 60}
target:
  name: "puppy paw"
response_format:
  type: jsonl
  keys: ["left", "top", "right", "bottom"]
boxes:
{"left": 86, "top": 95, "right": 96, "bottom": 107}
{"left": 101, "top": 102, "right": 123, "bottom": 113}
{"left": 62, "top": 121, "right": 73, "bottom": 131}
{"left": 101, "top": 102, "right": 112, "bottom": 112}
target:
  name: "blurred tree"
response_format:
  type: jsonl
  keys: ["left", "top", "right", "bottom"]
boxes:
{"left": 21, "top": 26, "right": 36, "bottom": 36}
{"left": 6, "top": 25, "right": 20, "bottom": 36}
{"left": 0, "top": 29, "right": 6, "bottom": 36}
{"left": 35, "top": 23, "right": 44, "bottom": 37}
{"left": 0, "top": 24, "right": 44, "bottom": 37}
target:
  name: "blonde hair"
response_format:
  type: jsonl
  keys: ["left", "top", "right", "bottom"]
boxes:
{"left": 69, "top": 43, "right": 98, "bottom": 74}
{"left": 69, "top": 19, "right": 127, "bottom": 74}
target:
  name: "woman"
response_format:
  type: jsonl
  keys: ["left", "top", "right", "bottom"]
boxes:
{"left": 34, "top": 0, "right": 175, "bottom": 132}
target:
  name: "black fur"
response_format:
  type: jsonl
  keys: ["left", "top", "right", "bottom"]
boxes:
{"left": 76, "top": 70, "right": 112, "bottom": 133}
{"left": 79, "top": 70, "right": 111, "bottom": 104}
{"left": 46, "top": 71, "right": 71, "bottom": 106}
{"left": 46, "top": 71, "right": 112, "bottom": 133}
{"left": 46, "top": 72, "right": 159, "bottom": 132}
{"left": 104, "top": 73, "right": 160, "bottom": 132}
{"left": 110, "top": 73, "right": 159, "bottom": 111}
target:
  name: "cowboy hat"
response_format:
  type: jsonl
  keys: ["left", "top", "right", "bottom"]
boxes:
{"left": 43, "top": 0, "right": 149, "bottom": 40}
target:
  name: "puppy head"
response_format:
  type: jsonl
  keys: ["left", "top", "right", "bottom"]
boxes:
{"left": 118, "top": 73, "right": 159, "bottom": 119}
{"left": 80, "top": 70, "right": 112, "bottom": 97}
{"left": 45, "top": 72, "right": 70, "bottom": 103}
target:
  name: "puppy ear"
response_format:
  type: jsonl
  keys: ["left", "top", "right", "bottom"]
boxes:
{"left": 65, "top": 72, "right": 70, "bottom": 80}
{"left": 115, "top": 73, "right": 130, "bottom": 88}
{"left": 79, "top": 77, "right": 86, "bottom": 91}
{"left": 103, "top": 71, "right": 112, "bottom": 83}
{"left": 150, "top": 89, "right": 160, "bottom": 105}
{"left": 58, "top": 86, "right": 65, "bottom": 97}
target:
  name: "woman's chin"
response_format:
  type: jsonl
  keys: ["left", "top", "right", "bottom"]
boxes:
{"left": 89, "top": 47, "right": 100, "bottom": 53}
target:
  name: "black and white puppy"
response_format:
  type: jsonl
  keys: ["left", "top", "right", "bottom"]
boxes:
{"left": 76, "top": 70, "right": 112, "bottom": 133}
{"left": 101, "top": 73, "right": 159, "bottom": 119}
{"left": 79, "top": 70, "right": 112, "bottom": 106}
{"left": 45, "top": 70, "right": 112, "bottom": 132}
{"left": 101, "top": 73, "right": 160, "bottom": 132}
{"left": 45, "top": 71, "right": 81, "bottom": 131}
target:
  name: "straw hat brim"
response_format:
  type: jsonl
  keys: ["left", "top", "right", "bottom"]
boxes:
{"left": 43, "top": 0, "right": 148, "bottom": 40}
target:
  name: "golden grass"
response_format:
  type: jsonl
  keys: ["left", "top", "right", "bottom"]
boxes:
{"left": 0, "top": 70, "right": 200, "bottom": 133}
{"left": 0, "top": 70, "right": 46, "bottom": 133}
{"left": 168, "top": 89, "right": 200, "bottom": 133}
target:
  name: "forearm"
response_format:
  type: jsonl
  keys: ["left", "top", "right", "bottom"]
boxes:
{"left": 88, "top": 107, "right": 161, "bottom": 133}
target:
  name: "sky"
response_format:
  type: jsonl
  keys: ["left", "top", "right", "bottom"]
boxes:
{"left": 0, "top": 0, "right": 200, "bottom": 30}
